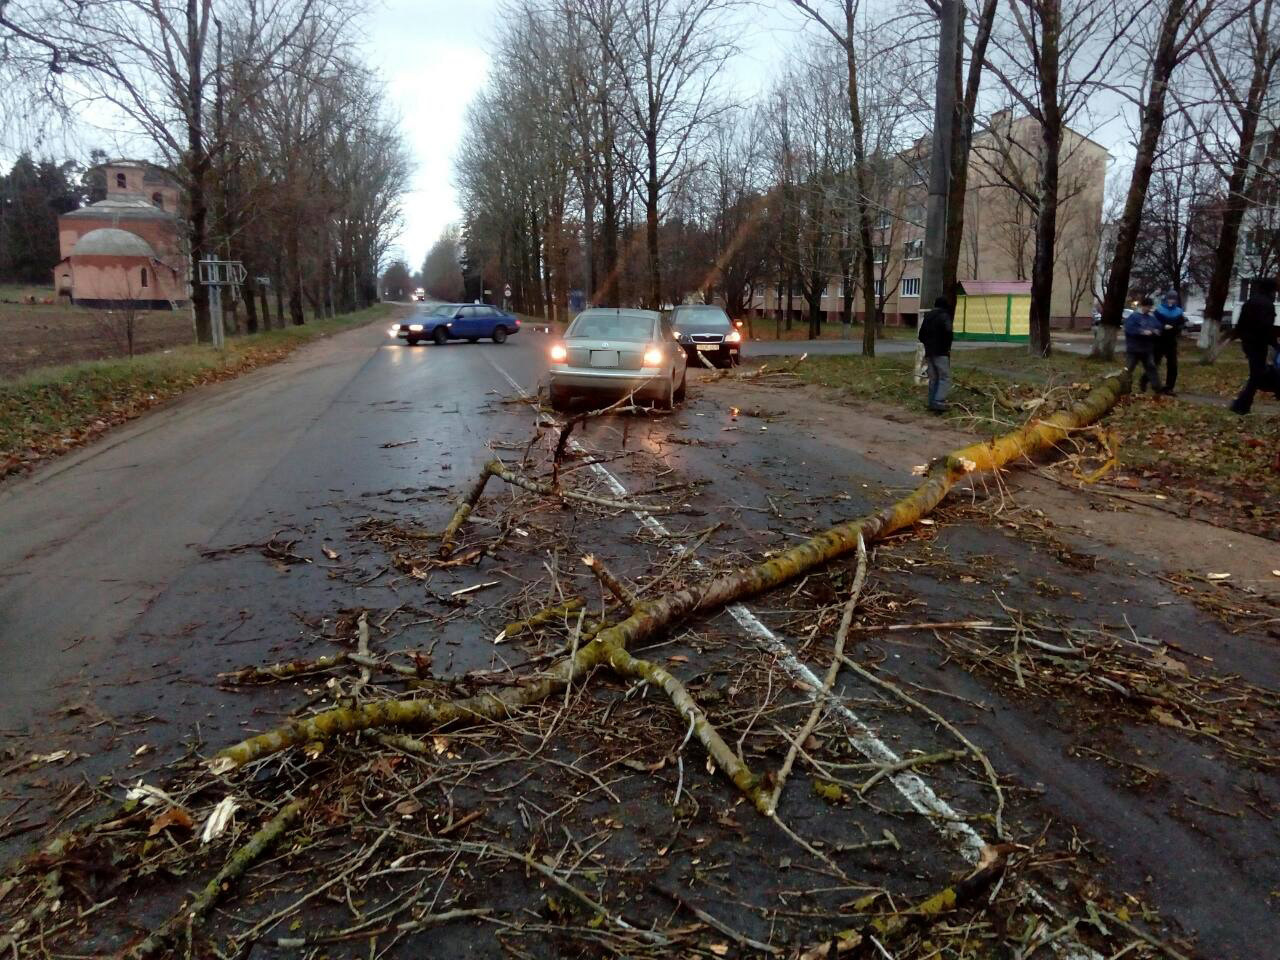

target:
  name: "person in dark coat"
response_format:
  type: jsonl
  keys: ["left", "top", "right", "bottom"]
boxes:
{"left": 1229, "top": 280, "right": 1278, "bottom": 415}
{"left": 917, "top": 296, "right": 953, "bottom": 412}
{"left": 1123, "top": 297, "right": 1162, "bottom": 392}
{"left": 1145, "top": 289, "right": 1185, "bottom": 393}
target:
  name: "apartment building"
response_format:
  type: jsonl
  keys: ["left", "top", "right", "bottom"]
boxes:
{"left": 749, "top": 114, "right": 1108, "bottom": 329}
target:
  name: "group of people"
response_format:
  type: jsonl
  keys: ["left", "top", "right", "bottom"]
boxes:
{"left": 1122, "top": 290, "right": 1185, "bottom": 395}
{"left": 918, "top": 285, "right": 1279, "bottom": 415}
{"left": 1124, "top": 283, "right": 1279, "bottom": 413}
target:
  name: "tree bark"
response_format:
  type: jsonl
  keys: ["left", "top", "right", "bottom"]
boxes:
{"left": 646, "top": 126, "right": 662, "bottom": 309}
{"left": 943, "top": 0, "right": 999, "bottom": 307}
{"left": 186, "top": 0, "right": 211, "bottom": 344}
{"left": 1029, "top": 0, "right": 1063, "bottom": 357}
{"left": 1203, "top": 5, "right": 1275, "bottom": 344}
{"left": 1099, "top": 0, "right": 1185, "bottom": 328}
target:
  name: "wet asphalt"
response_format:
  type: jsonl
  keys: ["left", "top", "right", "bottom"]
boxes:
{"left": 0, "top": 318, "right": 1275, "bottom": 957}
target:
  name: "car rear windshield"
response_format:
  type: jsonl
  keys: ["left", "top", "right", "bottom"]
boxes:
{"left": 671, "top": 308, "right": 731, "bottom": 333}
{"left": 568, "top": 313, "right": 655, "bottom": 340}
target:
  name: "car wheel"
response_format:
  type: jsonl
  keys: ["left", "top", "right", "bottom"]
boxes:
{"left": 656, "top": 375, "right": 675, "bottom": 410}
{"left": 550, "top": 385, "right": 572, "bottom": 411}
{"left": 433, "top": 327, "right": 448, "bottom": 345}
{"left": 406, "top": 337, "right": 418, "bottom": 346}
{"left": 492, "top": 326, "right": 508, "bottom": 344}
{"left": 674, "top": 369, "right": 687, "bottom": 402}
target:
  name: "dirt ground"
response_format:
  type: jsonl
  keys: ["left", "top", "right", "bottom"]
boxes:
{"left": 0, "top": 301, "right": 194, "bottom": 377}
{"left": 1, "top": 338, "right": 1276, "bottom": 959}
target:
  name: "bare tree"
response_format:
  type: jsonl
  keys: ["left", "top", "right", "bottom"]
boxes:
{"left": 1193, "top": 0, "right": 1280, "bottom": 355}
{"left": 984, "top": 0, "right": 1135, "bottom": 354}
{"left": 1097, "top": 0, "right": 1225, "bottom": 331}
{"left": 599, "top": 0, "right": 735, "bottom": 309}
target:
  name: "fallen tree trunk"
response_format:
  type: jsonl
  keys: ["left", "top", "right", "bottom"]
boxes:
{"left": 215, "top": 376, "right": 1128, "bottom": 801}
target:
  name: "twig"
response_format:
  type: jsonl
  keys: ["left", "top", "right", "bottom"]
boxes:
{"left": 653, "top": 883, "right": 781, "bottom": 954}
{"left": 767, "top": 533, "right": 867, "bottom": 815}
{"left": 582, "top": 553, "right": 640, "bottom": 610}
{"left": 839, "top": 655, "right": 1008, "bottom": 841}
{"left": 126, "top": 798, "right": 307, "bottom": 959}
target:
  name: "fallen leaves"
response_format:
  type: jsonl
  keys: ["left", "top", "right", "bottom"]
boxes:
{"left": 148, "top": 807, "right": 194, "bottom": 836}
{"left": 201, "top": 797, "right": 238, "bottom": 843}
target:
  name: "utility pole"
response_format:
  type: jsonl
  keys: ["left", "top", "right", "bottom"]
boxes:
{"left": 920, "top": 0, "right": 961, "bottom": 309}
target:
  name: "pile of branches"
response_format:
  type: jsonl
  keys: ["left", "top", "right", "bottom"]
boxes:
{"left": 1, "top": 375, "right": 1182, "bottom": 960}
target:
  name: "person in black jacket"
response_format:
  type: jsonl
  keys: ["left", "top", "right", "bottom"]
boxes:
{"left": 918, "top": 296, "right": 953, "bottom": 412}
{"left": 1229, "top": 280, "right": 1278, "bottom": 415}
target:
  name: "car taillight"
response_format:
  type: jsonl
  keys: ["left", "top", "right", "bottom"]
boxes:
{"left": 550, "top": 344, "right": 568, "bottom": 362}
{"left": 643, "top": 346, "right": 664, "bottom": 366}
{"left": 725, "top": 330, "right": 742, "bottom": 343}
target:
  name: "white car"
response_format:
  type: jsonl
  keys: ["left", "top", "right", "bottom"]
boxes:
{"left": 548, "top": 308, "right": 688, "bottom": 411}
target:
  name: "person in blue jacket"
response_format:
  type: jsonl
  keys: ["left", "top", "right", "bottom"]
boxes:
{"left": 1124, "top": 297, "right": 1163, "bottom": 392}
{"left": 1143, "top": 289, "right": 1185, "bottom": 394}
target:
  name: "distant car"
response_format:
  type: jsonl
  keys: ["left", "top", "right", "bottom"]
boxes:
{"left": 390, "top": 303, "right": 520, "bottom": 345}
{"left": 413, "top": 288, "right": 426, "bottom": 301}
{"left": 1181, "top": 313, "right": 1204, "bottom": 335}
{"left": 667, "top": 303, "right": 742, "bottom": 368}
{"left": 548, "top": 308, "right": 687, "bottom": 411}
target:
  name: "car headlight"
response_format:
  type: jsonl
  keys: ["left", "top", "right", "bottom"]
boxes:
{"left": 409, "top": 323, "right": 424, "bottom": 332}
{"left": 643, "top": 347, "right": 664, "bottom": 367}
{"left": 388, "top": 327, "right": 399, "bottom": 337}
{"left": 725, "top": 330, "right": 742, "bottom": 343}
{"left": 550, "top": 344, "right": 568, "bottom": 362}
{"left": 672, "top": 329, "right": 681, "bottom": 339}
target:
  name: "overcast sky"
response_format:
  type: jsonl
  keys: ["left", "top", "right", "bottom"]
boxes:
{"left": 23, "top": 0, "right": 1136, "bottom": 269}
{"left": 371, "top": 0, "right": 816, "bottom": 271}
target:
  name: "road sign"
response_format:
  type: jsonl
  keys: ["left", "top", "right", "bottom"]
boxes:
{"left": 197, "top": 259, "right": 246, "bottom": 350}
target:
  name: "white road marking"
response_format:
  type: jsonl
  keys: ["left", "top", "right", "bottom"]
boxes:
{"left": 486, "top": 357, "right": 1100, "bottom": 960}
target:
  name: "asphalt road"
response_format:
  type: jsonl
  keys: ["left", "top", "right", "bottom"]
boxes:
{"left": 1, "top": 318, "right": 1275, "bottom": 957}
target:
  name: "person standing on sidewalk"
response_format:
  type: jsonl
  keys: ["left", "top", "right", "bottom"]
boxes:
{"left": 1147, "top": 289, "right": 1185, "bottom": 394}
{"left": 1124, "top": 297, "right": 1162, "bottom": 392}
{"left": 918, "top": 296, "right": 953, "bottom": 413}
{"left": 1229, "top": 280, "right": 1278, "bottom": 415}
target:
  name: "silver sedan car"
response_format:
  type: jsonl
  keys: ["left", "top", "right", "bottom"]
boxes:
{"left": 548, "top": 308, "right": 688, "bottom": 411}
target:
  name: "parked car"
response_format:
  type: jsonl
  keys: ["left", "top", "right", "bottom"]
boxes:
{"left": 390, "top": 303, "right": 520, "bottom": 345}
{"left": 667, "top": 303, "right": 742, "bottom": 368}
{"left": 1181, "top": 313, "right": 1204, "bottom": 335}
{"left": 413, "top": 288, "right": 426, "bottom": 301}
{"left": 547, "top": 308, "right": 687, "bottom": 411}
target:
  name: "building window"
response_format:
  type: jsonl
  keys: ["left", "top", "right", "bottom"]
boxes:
{"left": 873, "top": 244, "right": 889, "bottom": 263}
{"left": 115, "top": 172, "right": 127, "bottom": 189}
{"left": 152, "top": 192, "right": 164, "bottom": 209}
{"left": 140, "top": 267, "right": 148, "bottom": 288}
{"left": 903, "top": 239, "right": 923, "bottom": 260}
{"left": 906, "top": 204, "right": 925, "bottom": 224}
{"left": 873, "top": 279, "right": 884, "bottom": 298}
{"left": 901, "top": 276, "right": 921, "bottom": 298}
{"left": 875, "top": 211, "right": 892, "bottom": 230}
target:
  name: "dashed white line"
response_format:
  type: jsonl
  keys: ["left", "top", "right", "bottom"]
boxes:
{"left": 486, "top": 357, "right": 1101, "bottom": 960}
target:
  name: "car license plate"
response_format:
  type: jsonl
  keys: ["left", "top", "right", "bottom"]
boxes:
{"left": 589, "top": 350, "right": 619, "bottom": 368}
{"left": 696, "top": 343, "right": 718, "bottom": 351}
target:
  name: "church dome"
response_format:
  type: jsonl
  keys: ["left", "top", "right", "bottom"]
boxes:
{"left": 72, "top": 227, "right": 157, "bottom": 258}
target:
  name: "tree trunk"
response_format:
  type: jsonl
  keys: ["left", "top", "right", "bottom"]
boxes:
{"left": 1203, "top": 21, "right": 1274, "bottom": 352}
{"left": 1028, "top": 0, "right": 1063, "bottom": 357}
{"left": 921, "top": 0, "right": 959, "bottom": 309}
{"left": 645, "top": 128, "right": 662, "bottom": 310}
{"left": 808, "top": 269, "right": 823, "bottom": 338}
{"left": 185, "top": 0, "right": 211, "bottom": 344}
{"left": 1100, "top": 0, "right": 1184, "bottom": 328}
{"left": 844, "top": 27, "right": 878, "bottom": 357}
{"left": 942, "top": 0, "right": 998, "bottom": 307}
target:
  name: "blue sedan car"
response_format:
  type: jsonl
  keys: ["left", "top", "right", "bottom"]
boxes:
{"left": 390, "top": 303, "right": 521, "bottom": 345}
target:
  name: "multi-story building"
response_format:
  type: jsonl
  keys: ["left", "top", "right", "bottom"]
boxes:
{"left": 52, "top": 160, "right": 188, "bottom": 309}
{"left": 749, "top": 114, "right": 1108, "bottom": 329}
{"left": 1231, "top": 76, "right": 1280, "bottom": 315}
